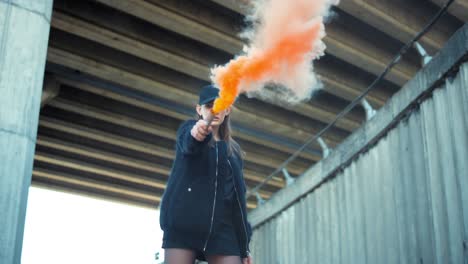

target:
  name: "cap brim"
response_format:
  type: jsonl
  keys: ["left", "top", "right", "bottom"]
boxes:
{"left": 199, "top": 96, "right": 218, "bottom": 105}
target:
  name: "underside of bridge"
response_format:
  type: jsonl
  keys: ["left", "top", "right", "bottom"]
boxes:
{"left": 35, "top": 0, "right": 467, "bottom": 209}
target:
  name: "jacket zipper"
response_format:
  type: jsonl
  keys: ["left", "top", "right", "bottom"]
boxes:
{"left": 228, "top": 159, "right": 249, "bottom": 256}
{"left": 203, "top": 143, "right": 219, "bottom": 251}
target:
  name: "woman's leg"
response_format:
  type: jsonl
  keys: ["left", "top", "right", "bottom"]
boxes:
{"left": 164, "top": 248, "right": 197, "bottom": 264}
{"left": 206, "top": 255, "right": 242, "bottom": 264}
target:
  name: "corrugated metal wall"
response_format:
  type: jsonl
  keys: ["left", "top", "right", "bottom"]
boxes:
{"left": 250, "top": 60, "right": 468, "bottom": 263}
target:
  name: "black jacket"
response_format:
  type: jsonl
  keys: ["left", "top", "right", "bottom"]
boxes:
{"left": 160, "top": 120, "right": 252, "bottom": 258}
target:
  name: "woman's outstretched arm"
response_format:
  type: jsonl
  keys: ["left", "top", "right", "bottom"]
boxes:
{"left": 176, "top": 120, "right": 212, "bottom": 155}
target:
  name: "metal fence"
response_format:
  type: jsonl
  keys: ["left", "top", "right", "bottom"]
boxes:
{"left": 249, "top": 25, "right": 468, "bottom": 264}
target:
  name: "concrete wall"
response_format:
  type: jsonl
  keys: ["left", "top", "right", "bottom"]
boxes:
{"left": 0, "top": 0, "right": 53, "bottom": 263}
{"left": 248, "top": 24, "right": 468, "bottom": 264}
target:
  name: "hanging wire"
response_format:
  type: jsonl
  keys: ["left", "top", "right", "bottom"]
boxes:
{"left": 247, "top": 0, "right": 456, "bottom": 199}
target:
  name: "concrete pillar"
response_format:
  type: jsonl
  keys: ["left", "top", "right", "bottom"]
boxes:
{"left": 0, "top": 0, "right": 53, "bottom": 263}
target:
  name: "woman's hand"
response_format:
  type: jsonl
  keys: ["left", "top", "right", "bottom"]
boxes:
{"left": 242, "top": 256, "right": 252, "bottom": 264}
{"left": 190, "top": 120, "right": 212, "bottom": 142}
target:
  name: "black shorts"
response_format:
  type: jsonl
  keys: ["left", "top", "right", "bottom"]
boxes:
{"left": 162, "top": 198, "right": 240, "bottom": 261}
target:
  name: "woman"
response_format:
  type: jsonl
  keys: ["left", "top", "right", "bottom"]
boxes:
{"left": 160, "top": 85, "right": 253, "bottom": 264}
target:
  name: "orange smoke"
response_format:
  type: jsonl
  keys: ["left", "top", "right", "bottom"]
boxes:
{"left": 210, "top": 0, "right": 339, "bottom": 113}
{"left": 211, "top": 19, "right": 323, "bottom": 114}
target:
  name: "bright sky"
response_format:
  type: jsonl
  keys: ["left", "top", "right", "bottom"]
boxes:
{"left": 22, "top": 186, "right": 164, "bottom": 264}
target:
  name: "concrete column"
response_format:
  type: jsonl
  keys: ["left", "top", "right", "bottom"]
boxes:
{"left": 0, "top": 0, "right": 53, "bottom": 263}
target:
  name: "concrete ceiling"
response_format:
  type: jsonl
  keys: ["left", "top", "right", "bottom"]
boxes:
{"left": 36, "top": 0, "right": 466, "bottom": 209}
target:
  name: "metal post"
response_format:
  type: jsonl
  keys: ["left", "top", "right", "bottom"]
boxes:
{"left": 281, "top": 168, "right": 295, "bottom": 185}
{"left": 317, "top": 137, "right": 331, "bottom": 158}
{"left": 361, "top": 98, "right": 377, "bottom": 121}
{"left": 255, "top": 192, "right": 266, "bottom": 206}
{"left": 414, "top": 41, "right": 433, "bottom": 66}
{"left": 0, "top": 1, "right": 54, "bottom": 263}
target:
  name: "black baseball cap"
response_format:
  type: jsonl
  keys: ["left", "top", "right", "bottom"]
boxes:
{"left": 198, "top": 85, "right": 219, "bottom": 105}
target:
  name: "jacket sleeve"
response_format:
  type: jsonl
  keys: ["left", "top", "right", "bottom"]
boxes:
{"left": 176, "top": 120, "right": 212, "bottom": 155}
{"left": 238, "top": 152, "right": 252, "bottom": 258}
{"left": 238, "top": 153, "right": 248, "bottom": 194}
{"left": 247, "top": 221, "right": 253, "bottom": 252}
{"left": 241, "top": 222, "right": 253, "bottom": 258}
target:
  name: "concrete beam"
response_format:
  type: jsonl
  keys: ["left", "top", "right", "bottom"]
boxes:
{"left": 95, "top": 0, "right": 240, "bottom": 54}
{"left": 50, "top": 11, "right": 209, "bottom": 81}
{"left": 49, "top": 12, "right": 351, "bottom": 143}
{"left": 37, "top": 136, "right": 169, "bottom": 175}
{"left": 318, "top": 68, "right": 386, "bottom": 107}
{"left": 50, "top": 73, "right": 320, "bottom": 162}
{"left": 33, "top": 167, "right": 257, "bottom": 209}
{"left": 41, "top": 74, "right": 61, "bottom": 108}
{"left": 338, "top": 0, "right": 461, "bottom": 54}
{"left": 33, "top": 168, "right": 161, "bottom": 203}
{"left": 45, "top": 46, "right": 344, "bottom": 151}
{"left": 156, "top": 0, "right": 409, "bottom": 94}
{"left": 35, "top": 152, "right": 167, "bottom": 189}
{"left": 211, "top": 0, "right": 421, "bottom": 85}
{"left": 0, "top": 0, "right": 53, "bottom": 263}
{"left": 32, "top": 178, "right": 158, "bottom": 209}
{"left": 36, "top": 136, "right": 274, "bottom": 199}
{"left": 430, "top": 0, "right": 468, "bottom": 22}
{"left": 145, "top": 0, "right": 240, "bottom": 38}
{"left": 47, "top": 97, "right": 309, "bottom": 176}
{"left": 40, "top": 117, "right": 175, "bottom": 159}
{"left": 39, "top": 117, "right": 283, "bottom": 190}
{"left": 52, "top": 10, "right": 362, "bottom": 131}
{"left": 33, "top": 165, "right": 257, "bottom": 209}
{"left": 324, "top": 22, "right": 416, "bottom": 86}
{"left": 51, "top": 75, "right": 292, "bottom": 184}
{"left": 96, "top": 0, "right": 417, "bottom": 87}
{"left": 210, "top": 0, "right": 249, "bottom": 14}
{"left": 183, "top": 0, "right": 419, "bottom": 86}
{"left": 52, "top": 3, "right": 365, "bottom": 128}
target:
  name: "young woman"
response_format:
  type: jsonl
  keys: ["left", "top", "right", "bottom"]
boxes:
{"left": 160, "top": 85, "right": 253, "bottom": 264}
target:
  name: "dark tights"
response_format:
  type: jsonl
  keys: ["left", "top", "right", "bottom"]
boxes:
{"left": 164, "top": 248, "right": 242, "bottom": 264}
